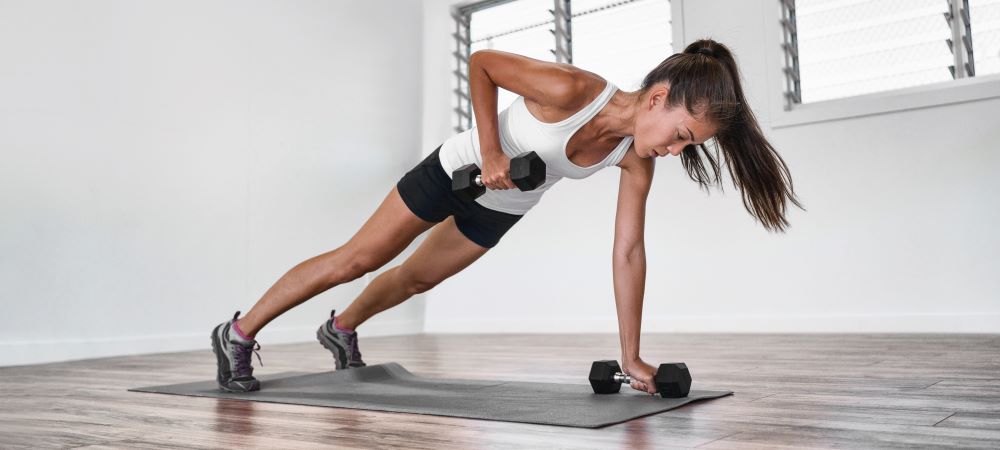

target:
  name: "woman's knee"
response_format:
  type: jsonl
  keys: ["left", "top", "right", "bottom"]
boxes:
{"left": 392, "top": 267, "right": 438, "bottom": 296}
{"left": 327, "top": 250, "right": 379, "bottom": 285}
{"left": 405, "top": 279, "right": 437, "bottom": 296}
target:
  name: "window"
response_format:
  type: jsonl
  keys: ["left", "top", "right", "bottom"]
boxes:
{"left": 970, "top": 0, "right": 1000, "bottom": 76}
{"left": 451, "top": 0, "right": 673, "bottom": 132}
{"left": 572, "top": 0, "right": 673, "bottom": 91}
{"left": 780, "top": 0, "right": 998, "bottom": 108}
{"left": 468, "top": 1, "right": 561, "bottom": 130}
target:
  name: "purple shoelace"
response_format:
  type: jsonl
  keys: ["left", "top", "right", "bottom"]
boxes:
{"left": 348, "top": 333, "right": 362, "bottom": 362}
{"left": 232, "top": 341, "right": 263, "bottom": 378}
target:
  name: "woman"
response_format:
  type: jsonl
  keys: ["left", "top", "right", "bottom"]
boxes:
{"left": 211, "top": 38, "right": 804, "bottom": 395}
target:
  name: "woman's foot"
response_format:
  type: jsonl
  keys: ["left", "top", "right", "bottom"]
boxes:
{"left": 316, "top": 309, "right": 367, "bottom": 370}
{"left": 210, "top": 310, "right": 263, "bottom": 392}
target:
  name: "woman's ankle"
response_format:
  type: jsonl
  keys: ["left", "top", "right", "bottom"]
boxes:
{"left": 334, "top": 314, "right": 361, "bottom": 332}
{"left": 233, "top": 318, "right": 256, "bottom": 339}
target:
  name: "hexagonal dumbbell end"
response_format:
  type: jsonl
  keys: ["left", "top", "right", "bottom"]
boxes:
{"left": 452, "top": 163, "right": 485, "bottom": 202}
{"left": 588, "top": 360, "right": 624, "bottom": 394}
{"left": 509, "top": 151, "right": 546, "bottom": 192}
{"left": 654, "top": 363, "right": 692, "bottom": 398}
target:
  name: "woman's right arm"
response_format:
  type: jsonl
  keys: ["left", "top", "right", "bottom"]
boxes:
{"left": 467, "top": 50, "right": 581, "bottom": 190}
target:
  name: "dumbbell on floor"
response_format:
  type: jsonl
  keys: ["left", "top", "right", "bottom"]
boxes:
{"left": 588, "top": 360, "right": 692, "bottom": 398}
{"left": 451, "top": 151, "right": 546, "bottom": 202}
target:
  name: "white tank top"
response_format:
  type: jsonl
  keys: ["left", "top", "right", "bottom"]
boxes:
{"left": 438, "top": 80, "right": 634, "bottom": 215}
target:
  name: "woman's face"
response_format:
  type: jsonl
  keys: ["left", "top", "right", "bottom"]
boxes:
{"left": 633, "top": 87, "right": 717, "bottom": 159}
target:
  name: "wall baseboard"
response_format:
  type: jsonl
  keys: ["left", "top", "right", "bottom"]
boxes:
{"left": 425, "top": 313, "right": 1000, "bottom": 334}
{"left": 5, "top": 313, "right": 996, "bottom": 367}
{"left": 0, "top": 318, "right": 423, "bottom": 368}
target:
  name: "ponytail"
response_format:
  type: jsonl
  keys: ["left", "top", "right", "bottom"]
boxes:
{"left": 639, "top": 39, "right": 805, "bottom": 232}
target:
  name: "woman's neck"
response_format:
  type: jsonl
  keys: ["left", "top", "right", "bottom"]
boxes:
{"left": 590, "top": 88, "right": 640, "bottom": 143}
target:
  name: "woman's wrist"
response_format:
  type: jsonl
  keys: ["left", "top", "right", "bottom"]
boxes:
{"left": 621, "top": 354, "right": 641, "bottom": 369}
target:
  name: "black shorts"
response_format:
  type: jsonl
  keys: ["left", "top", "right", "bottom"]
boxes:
{"left": 396, "top": 144, "right": 524, "bottom": 249}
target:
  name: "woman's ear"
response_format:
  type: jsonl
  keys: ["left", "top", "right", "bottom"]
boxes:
{"left": 648, "top": 85, "right": 669, "bottom": 110}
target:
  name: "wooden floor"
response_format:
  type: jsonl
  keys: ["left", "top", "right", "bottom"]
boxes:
{"left": 2, "top": 332, "right": 999, "bottom": 449}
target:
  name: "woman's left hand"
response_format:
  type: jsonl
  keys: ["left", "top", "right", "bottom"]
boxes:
{"left": 622, "top": 358, "right": 659, "bottom": 395}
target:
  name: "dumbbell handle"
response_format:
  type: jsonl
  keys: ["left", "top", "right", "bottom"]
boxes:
{"left": 471, "top": 158, "right": 540, "bottom": 190}
{"left": 472, "top": 175, "right": 524, "bottom": 190}
{"left": 613, "top": 372, "right": 634, "bottom": 384}
{"left": 473, "top": 174, "right": 514, "bottom": 188}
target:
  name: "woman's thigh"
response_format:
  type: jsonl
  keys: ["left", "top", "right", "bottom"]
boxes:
{"left": 394, "top": 216, "right": 490, "bottom": 293}
{"left": 338, "top": 185, "right": 438, "bottom": 275}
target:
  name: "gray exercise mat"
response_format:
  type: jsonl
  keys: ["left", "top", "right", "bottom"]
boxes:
{"left": 129, "top": 362, "right": 733, "bottom": 428}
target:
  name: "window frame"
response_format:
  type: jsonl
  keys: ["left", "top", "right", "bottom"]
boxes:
{"left": 450, "top": 0, "right": 684, "bottom": 132}
{"left": 771, "top": 0, "right": 1000, "bottom": 129}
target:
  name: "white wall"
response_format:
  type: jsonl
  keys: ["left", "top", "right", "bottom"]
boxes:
{"left": 421, "top": 0, "right": 1000, "bottom": 333}
{"left": 3, "top": 0, "right": 996, "bottom": 367}
{"left": 0, "top": 0, "right": 427, "bottom": 366}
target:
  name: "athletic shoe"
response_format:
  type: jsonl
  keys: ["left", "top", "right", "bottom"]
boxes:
{"left": 210, "top": 310, "right": 263, "bottom": 392}
{"left": 316, "top": 309, "right": 367, "bottom": 369}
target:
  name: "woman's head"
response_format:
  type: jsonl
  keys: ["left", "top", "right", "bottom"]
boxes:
{"left": 633, "top": 38, "right": 804, "bottom": 232}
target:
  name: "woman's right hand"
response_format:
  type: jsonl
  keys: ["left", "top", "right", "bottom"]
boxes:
{"left": 481, "top": 150, "right": 516, "bottom": 191}
{"left": 622, "top": 357, "right": 659, "bottom": 395}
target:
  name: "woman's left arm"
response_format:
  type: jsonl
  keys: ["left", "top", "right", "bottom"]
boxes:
{"left": 612, "top": 150, "right": 654, "bottom": 366}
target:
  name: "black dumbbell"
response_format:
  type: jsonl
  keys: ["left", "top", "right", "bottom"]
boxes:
{"left": 451, "top": 151, "right": 546, "bottom": 202}
{"left": 588, "top": 360, "right": 692, "bottom": 398}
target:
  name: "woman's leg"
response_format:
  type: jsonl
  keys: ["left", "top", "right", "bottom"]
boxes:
{"left": 335, "top": 215, "right": 490, "bottom": 329}
{"left": 236, "top": 186, "right": 437, "bottom": 336}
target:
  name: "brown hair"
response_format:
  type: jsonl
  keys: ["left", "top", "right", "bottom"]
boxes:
{"left": 638, "top": 38, "right": 805, "bottom": 232}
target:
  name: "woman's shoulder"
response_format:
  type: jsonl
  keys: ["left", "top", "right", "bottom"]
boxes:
{"left": 522, "top": 69, "right": 608, "bottom": 124}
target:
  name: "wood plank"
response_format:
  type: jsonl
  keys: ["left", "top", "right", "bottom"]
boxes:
{"left": 936, "top": 412, "right": 1000, "bottom": 431}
